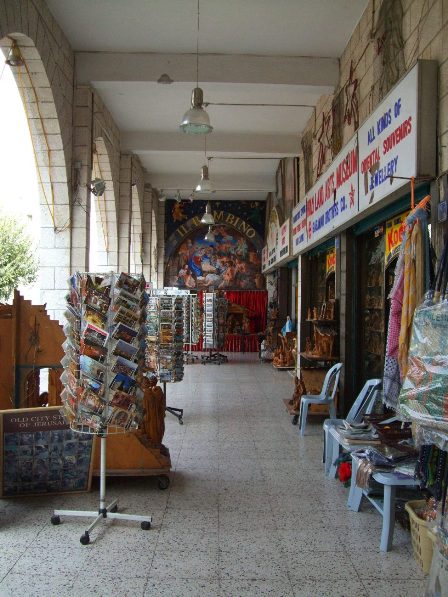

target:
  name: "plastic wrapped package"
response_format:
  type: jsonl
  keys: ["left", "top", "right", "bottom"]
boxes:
{"left": 397, "top": 294, "right": 448, "bottom": 447}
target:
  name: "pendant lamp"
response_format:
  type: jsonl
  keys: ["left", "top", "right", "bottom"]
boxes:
{"left": 179, "top": 0, "right": 213, "bottom": 134}
{"left": 195, "top": 165, "right": 213, "bottom": 194}
{"left": 200, "top": 201, "right": 215, "bottom": 225}
{"left": 204, "top": 226, "right": 215, "bottom": 242}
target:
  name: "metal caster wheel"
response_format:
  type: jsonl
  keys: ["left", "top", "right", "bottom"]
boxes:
{"left": 110, "top": 505, "right": 118, "bottom": 513}
{"left": 178, "top": 418, "right": 184, "bottom": 425}
{"left": 141, "top": 521, "right": 151, "bottom": 530}
{"left": 158, "top": 475, "right": 170, "bottom": 490}
{"left": 292, "top": 415, "right": 299, "bottom": 425}
{"left": 51, "top": 515, "right": 60, "bottom": 525}
{"left": 80, "top": 532, "right": 90, "bottom": 545}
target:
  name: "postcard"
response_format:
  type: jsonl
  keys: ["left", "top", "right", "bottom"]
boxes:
{"left": 82, "top": 323, "right": 109, "bottom": 347}
{"left": 113, "top": 306, "right": 139, "bottom": 328}
{"left": 80, "top": 374, "right": 104, "bottom": 397}
{"left": 116, "top": 272, "right": 142, "bottom": 296}
{"left": 80, "top": 339, "right": 108, "bottom": 363}
{"left": 109, "top": 372, "right": 136, "bottom": 394}
{"left": 83, "top": 304, "right": 107, "bottom": 327}
{"left": 80, "top": 355, "right": 106, "bottom": 382}
{"left": 111, "top": 322, "right": 138, "bottom": 344}
{"left": 111, "top": 355, "right": 138, "bottom": 378}
{"left": 109, "top": 390, "right": 137, "bottom": 412}
{"left": 112, "top": 339, "right": 138, "bottom": 360}
{"left": 107, "top": 407, "right": 132, "bottom": 429}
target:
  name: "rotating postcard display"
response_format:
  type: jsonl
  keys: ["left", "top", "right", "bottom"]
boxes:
{"left": 146, "top": 291, "right": 185, "bottom": 383}
{"left": 203, "top": 293, "right": 227, "bottom": 350}
{"left": 60, "top": 272, "right": 146, "bottom": 431}
{"left": 53, "top": 272, "right": 152, "bottom": 545}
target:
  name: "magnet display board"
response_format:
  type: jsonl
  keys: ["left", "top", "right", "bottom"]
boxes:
{"left": 0, "top": 407, "right": 94, "bottom": 497}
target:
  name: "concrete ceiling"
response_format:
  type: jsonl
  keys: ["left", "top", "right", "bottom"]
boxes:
{"left": 46, "top": 0, "right": 369, "bottom": 201}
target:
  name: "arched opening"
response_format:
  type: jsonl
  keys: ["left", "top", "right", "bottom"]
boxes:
{"left": 129, "top": 186, "right": 142, "bottom": 275}
{"left": 0, "top": 34, "right": 71, "bottom": 321}
{"left": 90, "top": 137, "right": 118, "bottom": 271}
{"left": 89, "top": 142, "right": 110, "bottom": 271}
{"left": 0, "top": 47, "right": 40, "bottom": 303}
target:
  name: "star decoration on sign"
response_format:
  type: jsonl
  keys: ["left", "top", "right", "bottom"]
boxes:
{"left": 316, "top": 111, "right": 332, "bottom": 178}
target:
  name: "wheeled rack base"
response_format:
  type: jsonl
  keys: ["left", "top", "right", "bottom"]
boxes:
{"left": 51, "top": 434, "right": 152, "bottom": 545}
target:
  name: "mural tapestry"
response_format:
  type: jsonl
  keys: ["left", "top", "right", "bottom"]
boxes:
{"left": 164, "top": 200, "right": 266, "bottom": 291}
{"left": 165, "top": 225, "right": 264, "bottom": 291}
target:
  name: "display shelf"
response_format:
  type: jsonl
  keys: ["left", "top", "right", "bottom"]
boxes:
{"left": 300, "top": 352, "right": 339, "bottom": 362}
{"left": 146, "top": 291, "right": 185, "bottom": 383}
{"left": 306, "top": 319, "right": 337, "bottom": 324}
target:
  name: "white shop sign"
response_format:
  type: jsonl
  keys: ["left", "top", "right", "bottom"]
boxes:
{"left": 261, "top": 246, "right": 268, "bottom": 273}
{"left": 277, "top": 218, "right": 290, "bottom": 262}
{"left": 358, "top": 63, "right": 418, "bottom": 210}
{"left": 292, "top": 201, "right": 307, "bottom": 255}
{"left": 306, "top": 135, "right": 358, "bottom": 247}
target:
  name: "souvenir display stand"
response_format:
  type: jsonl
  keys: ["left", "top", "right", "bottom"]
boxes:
{"left": 201, "top": 292, "right": 228, "bottom": 365}
{"left": 183, "top": 293, "right": 200, "bottom": 363}
{"left": 146, "top": 289, "right": 186, "bottom": 424}
{"left": 51, "top": 272, "right": 152, "bottom": 544}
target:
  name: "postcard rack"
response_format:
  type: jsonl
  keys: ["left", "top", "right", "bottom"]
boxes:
{"left": 201, "top": 293, "right": 228, "bottom": 365}
{"left": 52, "top": 271, "right": 152, "bottom": 545}
{"left": 146, "top": 289, "right": 186, "bottom": 423}
{"left": 183, "top": 294, "right": 200, "bottom": 363}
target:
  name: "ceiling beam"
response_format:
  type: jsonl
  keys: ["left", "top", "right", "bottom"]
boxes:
{"left": 76, "top": 52, "right": 338, "bottom": 87}
{"left": 146, "top": 172, "right": 274, "bottom": 192}
{"left": 121, "top": 131, "right": 301, "bottom": 156}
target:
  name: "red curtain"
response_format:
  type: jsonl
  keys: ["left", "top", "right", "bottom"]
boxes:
{"left": 223, "top": 290, "right": 267, "bottom": 334}
{"left": 183, "top": 290, "right": 267, "bottom": 353}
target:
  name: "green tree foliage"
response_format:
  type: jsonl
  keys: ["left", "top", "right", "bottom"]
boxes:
{"left": 0, "top": 217, "right": 38, "bottom": 302}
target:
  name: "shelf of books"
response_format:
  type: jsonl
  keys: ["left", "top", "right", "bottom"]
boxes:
{"left": 61, "top": 272, "right": 146, "bottom": 433}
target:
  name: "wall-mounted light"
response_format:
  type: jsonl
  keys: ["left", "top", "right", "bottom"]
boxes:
{"left": 5, "top": 40, "right": 24, "bottom": 67}
{"left": 90, "top": 178, "right": 106, "bottom": 197}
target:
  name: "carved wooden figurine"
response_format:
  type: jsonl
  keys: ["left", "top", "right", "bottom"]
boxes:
{"left": 136, "top": 374, "right": 167, "bottom": 453}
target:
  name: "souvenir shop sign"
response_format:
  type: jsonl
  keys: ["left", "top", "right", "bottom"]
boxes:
{"left": 385, "top": 212, "right": 408, "bottom": 266}
{"left": 326, "top": 248, "right": 336, "bottom": 274}
{"left": 306, "top": 135, "right": 358, "bottom": 247}
{"left": 358, "top": 61, "right": 437, "bottom": 211}
{"left": 292, "top": 200, "right": 307, "bottom": 255}
{"left": 277, "top": 218, "right": 290, "bottom": 263}
{"left": 0, "top": 407, "right": 94, "bottom": 497}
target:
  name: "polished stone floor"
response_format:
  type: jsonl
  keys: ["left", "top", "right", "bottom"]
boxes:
{"left": 0, "top": 354, "right": 426, "bottom": 596}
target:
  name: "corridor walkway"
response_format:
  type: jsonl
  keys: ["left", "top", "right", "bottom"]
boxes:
{"left": 0, "top": 355, "right": 425, "bottom": 596}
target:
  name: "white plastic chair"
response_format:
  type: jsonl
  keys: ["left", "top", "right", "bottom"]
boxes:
{"left": 323, "top": 378, "right": 382, "bottom": 477}
{"left": 298, "top": 362, "right": 343, "bottom": 436}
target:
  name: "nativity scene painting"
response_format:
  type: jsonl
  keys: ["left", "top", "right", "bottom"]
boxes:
{"left": 165, "top": 225, "right": 264, "bottom": 291}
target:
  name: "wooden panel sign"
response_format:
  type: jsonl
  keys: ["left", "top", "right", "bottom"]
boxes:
{"left": 0, "top": 407, "right": 94, "bottom": 497}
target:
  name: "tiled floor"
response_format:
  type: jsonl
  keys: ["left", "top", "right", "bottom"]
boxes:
{"left": 0, "top": 354, "right": 427, "bottom": 596}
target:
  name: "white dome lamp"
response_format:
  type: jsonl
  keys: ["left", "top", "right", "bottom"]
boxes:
{"left": 195, "top": 164, "right": 213, "bottom": 194}
{"left": 180, "top": 88, "right": 213, "bottom": 135}
{"left": 200, "top": 201, "right": 215, "bottom": 225}
{"left": 204, "top": 226, "right": 215, "bottom": 242}
{"left": 179, "top": 0, "right": 213, "bottom": 135}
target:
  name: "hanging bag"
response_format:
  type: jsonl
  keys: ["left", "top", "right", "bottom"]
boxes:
{"left": 398, "top": 236, "right": 448, "bottom": 439}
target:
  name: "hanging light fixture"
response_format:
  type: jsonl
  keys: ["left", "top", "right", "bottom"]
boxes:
{"left": 200, "top": 201, "right": 215, "bottom": 225}
{"left": 204, "top": 226, "right": 215, "bottom": 242}
{"left": 195, "top": 164, "right": 213, "bottom": 194}
{"left": 5, "top": 40, "right": 24, "bottom": 67}
{"left": 179, "top": 0, "right": 213, "bottom": 134}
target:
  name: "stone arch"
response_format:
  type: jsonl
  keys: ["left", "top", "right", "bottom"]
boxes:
{"left": 0, "top": 25, "right": 72, "bottom": 322}
{"left": 91, "top": 137, "right": 118, "bottom": 270}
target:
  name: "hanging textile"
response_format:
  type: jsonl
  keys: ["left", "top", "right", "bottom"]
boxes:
{"left": 383, "top": 198, "right": 430, "bottom": 409}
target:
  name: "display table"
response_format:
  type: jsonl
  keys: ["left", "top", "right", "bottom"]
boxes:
{"left": 348, "top": 453, "right": 419, "bottom": 552}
